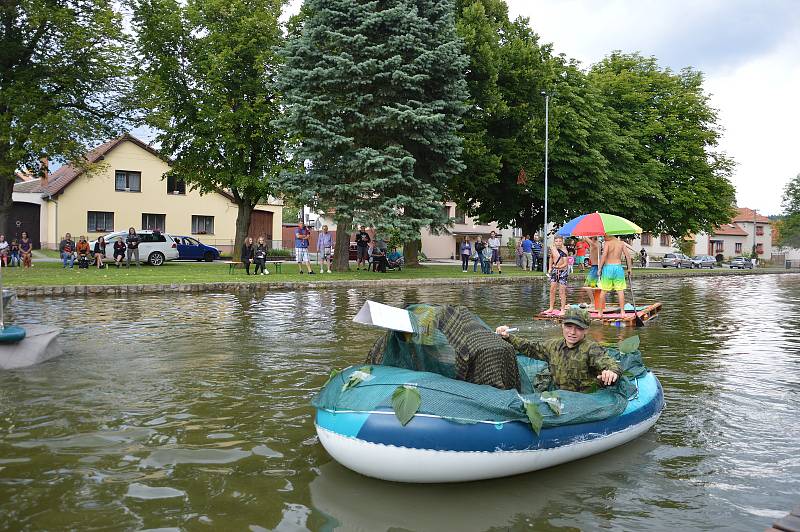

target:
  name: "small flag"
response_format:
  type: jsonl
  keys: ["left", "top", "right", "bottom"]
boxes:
{"left": 517, "top": 167, "right": 527, "bottom": 185}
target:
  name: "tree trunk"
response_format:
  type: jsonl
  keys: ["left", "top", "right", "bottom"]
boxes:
{"left": 233, "top": 201, "right": 255, "bottom": 261}
{"left": 0, "top": 147, "right": 15, "bottom": 237}
{"left": 333, "top": 214, "right": 352, "bottom": 271}
{"left": 403, "top": 238, "right": 421, "bottom": 267}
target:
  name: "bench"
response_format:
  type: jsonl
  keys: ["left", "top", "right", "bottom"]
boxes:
{"left": 224, "top": 260, "right": 243, "bottom": 274}
{"left": 265, "top": 260, "right": 283, "bottom": 274}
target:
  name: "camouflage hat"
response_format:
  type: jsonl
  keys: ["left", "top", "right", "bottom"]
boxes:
{"left": 563, "top": 307, "right": 591, "bottom": 329}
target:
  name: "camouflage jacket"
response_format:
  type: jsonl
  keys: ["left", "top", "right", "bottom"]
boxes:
{"left": 506, "top": 336, "right": 621, "bottom": 392}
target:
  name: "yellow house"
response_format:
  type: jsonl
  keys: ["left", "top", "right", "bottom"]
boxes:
{"left": 12, "top": 134, "right": 283, "bottom": 253}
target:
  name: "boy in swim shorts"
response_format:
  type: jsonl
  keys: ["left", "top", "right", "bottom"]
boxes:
{"left": 597, "top": 235, "right": 632, "bottom": 313}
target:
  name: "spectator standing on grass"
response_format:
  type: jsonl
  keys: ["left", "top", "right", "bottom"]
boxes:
{"left": 20, "top": 232, "right": 33, "bottom": 269}
{"left": 295, "top": 221, "right": 314, "bottom": 274}
{"left": 94, "top": 236, "right": 107, "bottom": 269}
{"left": 521, "top": 235, "right": 533, "bottom": 271}
{"left": 0, "top": 235, "right": 8, "bottom": 266}
{"left": 473, "top": 236, "right": 485, "bottom": 273}
{"left": 515, "top": 238, "right": 523, "bottom": 268}
{"left": 355, "top": 226, "right": 371, "bottom": 270}
{"left": 317, "top": 225, "right": 333, "bottom": 274}
{"left": 575, "top": 238, "right": 590, "bottom": 271}
{"left": 460, "top": 238, "right": 472, "bottom": 272}
{"left": 532, "top": 234, "right": 543, "bottom": 271}
{"left": 640, "top": 248, "right": 647, "bottom": 268}
{"left": 9, "top": 238, "right": 20, "bottom": 267}
{"left": 59, "top": 233, "right": 75, "bottom": 268}
{"left": 241, "top": 237, "right": 255, "bottom": 275}
{"left": 488, "top": 231, "right": 502, "bottom": 274}
{"left": 125, "top": 228, "right": 140, "bottom": 267}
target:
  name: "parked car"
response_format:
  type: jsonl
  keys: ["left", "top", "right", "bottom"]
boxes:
{"left": 729, "top": 256, "right": 754, "bottom": 269}
{"left": 173, "top": 236, "right": 220, "bottom": 262}
{"left": 691, "top": 255, "right": 717, "bottom": 269}
{"left": 661, "top": 253, "right": 693, "bottom": 268}
{"left": 90, "top": 230, "right": 179, "bottom": 266}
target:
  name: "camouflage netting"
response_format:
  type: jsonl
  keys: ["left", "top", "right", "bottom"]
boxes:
{"left": 313, "top": 304, "right": 648, "bottom": 427}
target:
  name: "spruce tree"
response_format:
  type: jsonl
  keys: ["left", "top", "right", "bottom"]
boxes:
{"left": 277, "top": 0, "right": 468, "bottom": 268}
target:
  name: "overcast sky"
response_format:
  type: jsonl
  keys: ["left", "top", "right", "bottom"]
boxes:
{"left": 503, "top": 0, "right": 800, "bottom": 215}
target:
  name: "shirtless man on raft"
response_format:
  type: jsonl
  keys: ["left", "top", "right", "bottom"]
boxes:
{"left": 581, "top": 236, "right": 602, "bottom": 306}
{"left": 597, "top": 234, "right": 633, "bottom": 313}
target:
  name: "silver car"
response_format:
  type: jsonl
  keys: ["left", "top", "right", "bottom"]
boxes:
{"left": 691, "top": 255, "right": 717, "bottom": 269}
{"left": 662, "top": 253, "right": 692, "bottom": 268}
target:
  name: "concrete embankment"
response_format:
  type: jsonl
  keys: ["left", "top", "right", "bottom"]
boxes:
{"left": 11, "top": 268, "right": 798, "bottom": 297}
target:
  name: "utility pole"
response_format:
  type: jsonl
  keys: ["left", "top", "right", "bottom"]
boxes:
{"left": 542, "top": 91, "right": 549, "bottom": 273}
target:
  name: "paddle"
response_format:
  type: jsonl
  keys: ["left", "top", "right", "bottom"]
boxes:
{"left": 627, "top": 270, "right": 645, "bottom": 327}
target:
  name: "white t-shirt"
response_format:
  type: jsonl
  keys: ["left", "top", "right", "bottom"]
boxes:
{"left": 0, "top": 242, "right": 8, "bottom": 251}
{"left": 488, "top": 237, "right": 501, "bottom": 250}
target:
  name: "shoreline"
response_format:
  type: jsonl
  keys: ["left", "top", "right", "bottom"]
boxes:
{"left": 10, "top": 268, "right": 798, "bottom": 297}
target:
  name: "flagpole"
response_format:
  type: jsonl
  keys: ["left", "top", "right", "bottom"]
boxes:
{"left": 542, "top": 91, "right": 549, "bottom": 273}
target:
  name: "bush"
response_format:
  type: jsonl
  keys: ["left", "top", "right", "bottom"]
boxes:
{"left": 267, "top": 248, "right": 293, "bottom": 257}
{"left": 715, "top": 253, "right": 724, "bottom": 263}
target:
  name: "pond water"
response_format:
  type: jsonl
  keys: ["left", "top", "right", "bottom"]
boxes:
{"left": 1, "top": 274, "right": 799, "bottom": 531}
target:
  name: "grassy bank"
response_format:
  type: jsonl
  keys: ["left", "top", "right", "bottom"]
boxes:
{"left": 2, "top": 261, "right": 792, "bottom": 289}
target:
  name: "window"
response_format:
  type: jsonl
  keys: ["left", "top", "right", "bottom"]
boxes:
{"left": 454, "top": 206, "right": 468, "bottom": 224}
{"left": 660, "top": 233, "right": 671, "bottom": 247}
{"left": 87, "top": 211, "right": 114, "bottom": 232}
{"left": 441, "top": 205, "right": 451, "bottom": 219}
{"left": 140, "top": 232, "right": 167, "bottom": 243}
{"left": 756, "top": 243, "right": 763, "bottom": 254}
{"left": 735, "top": 243, "right": 742, "bottom": 253}
{"left": 756, "top": 225, "right": 764, "bottom": 236}
{"left": 714, "top": 241, "right": 724, "bottom": 253}
{"left": 115, "top": 170, "right": 141, "bottom": 192}
{"left": 641, "top": 233, "right": 652, "bottom": 246}
{"left": 192, "top": 215, "right": 214, "bottom": 235}
{"left": 142, "top": 213, "right": 165, "bottom": 231}
{"left": 167, "top": 175, "right": 186, "bottom": 195}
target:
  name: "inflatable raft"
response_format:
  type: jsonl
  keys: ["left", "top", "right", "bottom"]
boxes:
{"left": 314, "top": 361, "right": 664, "bottom": 483}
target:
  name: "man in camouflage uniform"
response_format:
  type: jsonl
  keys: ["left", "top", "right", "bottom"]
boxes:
{"left": 496, "top": 307, "right": 620, "bottom": 392}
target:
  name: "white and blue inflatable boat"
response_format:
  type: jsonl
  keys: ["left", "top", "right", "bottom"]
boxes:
{"left": 314, "top": 362, "right": 664, "bottom": 483}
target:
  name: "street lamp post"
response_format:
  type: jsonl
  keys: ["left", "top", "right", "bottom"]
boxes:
{"left": 542, "top": 91, "right": 550, "bottom": 273}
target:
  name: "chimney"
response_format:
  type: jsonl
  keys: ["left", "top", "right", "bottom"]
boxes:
{"left": 40, "top": 157, "right": 49, "bottom": 187}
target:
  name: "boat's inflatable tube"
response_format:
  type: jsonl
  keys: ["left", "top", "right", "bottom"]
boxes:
{"left": 0, "top": 325, "right": 62, "bottom": 369}
{"left": 315, "top": 371, "right": 664, "bottom": 483}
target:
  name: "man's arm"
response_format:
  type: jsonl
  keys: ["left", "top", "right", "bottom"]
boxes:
{"left": 588, "top": 344, "right": 621, "bottom": 385}
{"left": 495, "top": 326, "right": 549, "bottom": 361}
{"left": 598, "top": 243, "right": 609, "bottom": 271}
{"left": 623, "top": 244, "right": 633, "bottom": 273}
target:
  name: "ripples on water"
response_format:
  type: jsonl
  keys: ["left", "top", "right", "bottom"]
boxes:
{"left": 0, "top": 275, "right": 798, "bottom": 530}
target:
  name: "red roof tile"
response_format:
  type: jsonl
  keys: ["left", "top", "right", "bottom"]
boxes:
{"left": 712, "top": 224, "right": 749, "bottom": 236}
{"left": 733, "top": 207, "right": 771, "bottom": 224}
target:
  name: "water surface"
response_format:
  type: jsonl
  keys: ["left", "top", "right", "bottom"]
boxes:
{"left": 1, "top": 274, "right": 798, "bottom": 530}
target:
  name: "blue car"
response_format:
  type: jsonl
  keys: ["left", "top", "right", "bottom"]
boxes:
{"left": 174, "top": 236, "right": 220, "bottom": 262}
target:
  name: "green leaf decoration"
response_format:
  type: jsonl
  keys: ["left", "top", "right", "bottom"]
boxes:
{"left": 524, "top": 401, "right": 544, "bottom": 435}
{"left": 391, "top": 385, "right": 421, "bottom": 426}
{"left": 324, "top": 368, "right": 341, "bottom": 387}
{"left": 618, "top": 335, "right": 640, "bottom": 354}
{"left": 341, "top": 366, "right": 372, "bottom": 392}
{"left": 540, "top": 391, "right": 562, "bottom": 416}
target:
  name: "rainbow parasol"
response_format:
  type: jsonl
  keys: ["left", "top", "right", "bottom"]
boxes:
{"left": 557, "top": 212, "right": 642, "bottom": 237}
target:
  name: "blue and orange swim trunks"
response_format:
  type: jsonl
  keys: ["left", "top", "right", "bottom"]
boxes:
{"left": 584, "top": 265, "right": 599, "bottom": 288}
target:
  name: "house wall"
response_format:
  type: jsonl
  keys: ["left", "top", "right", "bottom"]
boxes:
{"left": 735, "top": 220, "right": 773, "bottom": 258}
{"left": 631, "top": 232, "right": 677, "bottom": 258}
{"left": 43, "top": 140, "right": 282, "bottom": 253}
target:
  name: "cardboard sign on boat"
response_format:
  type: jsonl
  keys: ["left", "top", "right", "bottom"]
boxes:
{"left": 353, "top": 301, "right": 414, "bottom": 332}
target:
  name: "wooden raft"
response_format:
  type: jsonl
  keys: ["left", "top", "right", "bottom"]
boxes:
{"left": 767, "top": 503, "right": 800, "bottom": 532}
{"left": 534, "top": 302, "right": 663, "bottom": 326}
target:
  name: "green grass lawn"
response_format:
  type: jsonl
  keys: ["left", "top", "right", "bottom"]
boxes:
{"left": 1, "top": 261, "right": 773, "bottom": 288}
{"left": 2, "top": 261, "right": 543, "bottom": 287}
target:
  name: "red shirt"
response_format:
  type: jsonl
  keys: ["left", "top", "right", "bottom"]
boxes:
{"left": 575, "top": 241, "right": 590, "bottom": 257}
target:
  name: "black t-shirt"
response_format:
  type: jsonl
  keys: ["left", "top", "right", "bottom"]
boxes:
{"left": 126, "top": 234, "right": 140, "bottom": 249}
{"left": 475, "top": 241, "right": 486, "bottom": 253}
{"left": 355, "top": 231, "right": 371, "bottom": 248}
{"left": 114, "top": 241, "right": 127, "bottom": 254}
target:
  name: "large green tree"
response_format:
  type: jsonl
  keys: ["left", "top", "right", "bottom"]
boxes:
{"left": 588, "top": 53, "right": 736, "bottom": 237}
{"left": 131, "top": 0, "right": 290, "bottom": 258}
{"left": 776, "top": 173, "right": 800, "bottom": 248}
{"left": 0, "top": 0, "right": 129, "bottom": 236}
{"left": 276, "top": 0, "right": 468, "bottom": 269}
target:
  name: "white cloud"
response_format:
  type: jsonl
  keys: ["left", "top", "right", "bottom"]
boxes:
{"left": 506, "top": 0, "right": 800, "bottom": 215}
